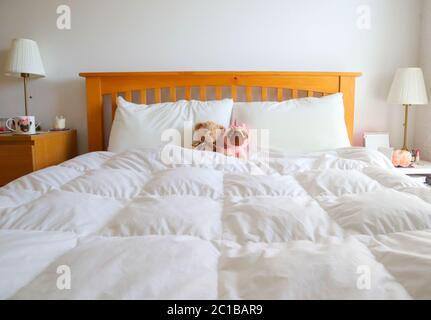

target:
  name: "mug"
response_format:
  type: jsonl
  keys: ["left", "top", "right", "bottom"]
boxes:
{"left": 6, "top": 116, "right": 37, "bottom": 135}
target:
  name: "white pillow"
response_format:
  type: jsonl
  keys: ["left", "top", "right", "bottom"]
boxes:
{"left": 232, "top": 93, "right": 351, "bottom": 153}
{"left": 108, "top": 97, "right": 233, "bottom": 153}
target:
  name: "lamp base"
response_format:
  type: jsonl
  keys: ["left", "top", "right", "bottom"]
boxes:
{"left": 21, "top": 73, "right": 30, "bottom": 116}
{"left": 402, "top": 104, "right": 410, "bottom": 151}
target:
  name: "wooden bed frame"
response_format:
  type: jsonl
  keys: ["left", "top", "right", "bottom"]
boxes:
{"left": 79, "top": 71, "right": 361, "bottom": 151}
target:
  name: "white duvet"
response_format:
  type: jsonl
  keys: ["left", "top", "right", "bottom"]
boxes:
{"left": 0, "top": 146, "right": 430, "bottom": 300}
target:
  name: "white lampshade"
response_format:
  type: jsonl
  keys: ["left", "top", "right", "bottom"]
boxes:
{"left": 4, "top": 38, "right": 46, "bottom": 78}
{"left": 387, "top": 68, "right": 428, "bottom": 105}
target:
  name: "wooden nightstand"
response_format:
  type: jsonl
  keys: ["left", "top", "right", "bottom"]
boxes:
{"left": 0, "top": 130, "right": 77, "bottom": 186}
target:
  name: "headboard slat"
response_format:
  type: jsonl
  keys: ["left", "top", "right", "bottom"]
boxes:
{"left": 124, "top": 91, "right": 132, "bottom": 102}
{"left": 140, "top": 89, "right": 147, "bottom": 104}
{"left": 246, "top": 87, "right": 253, "bottom": 102}
{"left": 169, "top": 87, "right": 176, "bottom": 101}
{"left": 200, "top": 86, "right": 207, "bottom": 101}
{"left": 261, "top": 87, "right": 268, "bottom": 101}
{"left": 277, "top": 88, "right": 283, "bottom": 102}
{"left": 185, "top": 87, "right": 192, "bottom": 100}
{"left": 80, "top": 71, "right": 361, "bottom": 151}
{"left": 231, "top": 85, "right": 238, "bottom": 101}
{"left": 111, "top": 93, "right": 117, "bottom": 119}
{"left": 155, "top": 88, "right": 162, "bottom": 103}
{"left": 215, "top": 87, "right": 222, "bottom": 100}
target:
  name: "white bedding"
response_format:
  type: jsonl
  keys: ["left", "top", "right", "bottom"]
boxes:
{"left": 0, "top": 146, "right": 430, "bottom": 300}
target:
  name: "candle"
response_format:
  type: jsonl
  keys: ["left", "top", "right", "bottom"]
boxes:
{"left": 54, "top": 116, "right": 66, "bottom": 130}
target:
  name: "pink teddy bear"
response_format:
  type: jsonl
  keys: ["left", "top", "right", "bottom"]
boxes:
{"left": 220, "top": 121, "right": 249, "bottom": 159}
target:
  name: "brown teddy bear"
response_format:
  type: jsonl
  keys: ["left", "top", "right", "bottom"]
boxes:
{"left": 192, "top": 121, "right": 225, "bottom": 152}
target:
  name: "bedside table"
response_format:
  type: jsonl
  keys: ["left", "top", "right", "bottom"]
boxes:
{"left": 0, "top": 130, "right": 77, "bottom": 186}
{"left": 396, "top": 160, "right": 431, "bottom": 186}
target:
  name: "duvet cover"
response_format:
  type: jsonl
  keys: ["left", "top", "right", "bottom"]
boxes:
{"left": 0, "top": 146, "right": 430, "bottom": 299}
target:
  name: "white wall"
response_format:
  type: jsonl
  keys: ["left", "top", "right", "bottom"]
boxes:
{"left": 0, "top": 0, "right": 423, "bottom": 154}
{"left": 415, "top": 0, "right": 431, "bottom": 160}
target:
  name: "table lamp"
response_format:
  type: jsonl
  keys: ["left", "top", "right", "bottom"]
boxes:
{"left": 4, "top": 38, "right": 46, "bottom": 116}
{"left": 387, "top": 67, "right": 428, "bottom": 150}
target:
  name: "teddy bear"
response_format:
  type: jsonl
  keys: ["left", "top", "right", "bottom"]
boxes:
{"left": 192, "top": 121, "right": 225, "bottom": 152}
{"left": 221, "top": 121, "right": 249, "bottom": 159}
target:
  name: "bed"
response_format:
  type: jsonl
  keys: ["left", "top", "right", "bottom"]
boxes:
{"left": 0, "top": 72, "right": 430, "bottom": 300}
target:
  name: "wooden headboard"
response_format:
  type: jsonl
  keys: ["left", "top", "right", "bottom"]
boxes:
{"left": 79, "top": 71, "right": 361, "bottom": 151}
